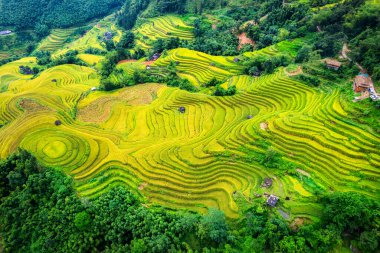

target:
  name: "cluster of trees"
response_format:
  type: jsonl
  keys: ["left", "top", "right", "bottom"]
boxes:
{"left": 116, "top": 0, "right": 150, "bottom": 29}
{"left": 0, "top": 0, "right": 123, "bottom": 30}
{"left": 243, "top": 54, "right": 292, "bottom": 75}
{"left": 245, "top": 0, "right": 309, "bottom": 49}
{"left": 0, "top": 150, "right": 379, "bottom": 252}
{"left": 214, "top": 85, "right": 237, "bottom": 96}
{"left": 19, "top": 65, "right": 39, "bottom": 75}
{"left": 154, "top": 0, "right": 187, "bottom": 14}
{"left": 186, "top": 18, "right": 240, "bottom": 56}
{"left": 34, "top": 50, "right": 86, "bottom": 68}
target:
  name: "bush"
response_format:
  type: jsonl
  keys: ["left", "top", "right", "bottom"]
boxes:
{"left": 214, "top": 85, "right": 237, "bottom": 96}
{"left": 298, "top": 74, "right": 321, "bottom": 86}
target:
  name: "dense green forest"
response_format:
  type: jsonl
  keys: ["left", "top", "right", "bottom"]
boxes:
{"left": 1, "top": 151, "right": 379, "bottom": 252}
{"left": 0, "top": 0, "right": 123, "bottom": 29}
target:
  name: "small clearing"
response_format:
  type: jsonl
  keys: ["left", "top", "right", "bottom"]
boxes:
{"left": 138, "top": 182, "right": 148, "bottom": 190}
{"left": 290, "top": 217, "right": 307, "bottom": 231}
{"left": 260, "top": 122, "right": 268, "bottom": 130}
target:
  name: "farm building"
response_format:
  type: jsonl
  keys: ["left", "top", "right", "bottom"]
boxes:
{"left": 353, "top": 74, "right": 371, "bottom": 92}
{"left": 104, "top": 32, "right": 113, "bottom": 40}
{"left": 178, "top": 106, "right": 186, "bottom": 113}
{"left": 353, "top": 74, "right": 379, "bottom": 102}
{"left": 324, "top": 59, "right": 342, "bottom": 70}
{"left": 267, "top": 195, "right": 279, "bottom": 207}
{"left": 151, "top": 53, "right": 161, "bottom": 61}
{"left": 0, "top": 30, "right": 12, "bottom": 36}
{"left": 262, "top": 178, "right": 273, "bottom": 188}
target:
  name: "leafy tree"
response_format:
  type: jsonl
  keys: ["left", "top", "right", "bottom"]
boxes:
{"left": 34, "top": 22, "right": 50, "bottom": 38}
{"left": 197, "top": 208, "right": 228, "bottom": 244}
{"left": 74, "top": 211, "right": 91, "bottom": 231}
{"left": 295, "top": 45, "right": 313, "bottom": 63}
{"left": 118, "top": 31, "right": 135, "bottom": 49}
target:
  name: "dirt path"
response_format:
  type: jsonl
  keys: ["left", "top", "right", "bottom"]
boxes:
{"left": 118, "top": 59, "right": 155, "bottom": 66}
{"left": 118, "top": 59, "right": 137, "bottom": 64}
{"left": 341, "top": 43, "right": 363, "bottom": 70}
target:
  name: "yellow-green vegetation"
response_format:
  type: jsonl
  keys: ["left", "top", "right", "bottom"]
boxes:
{"left": 55, "top": 16, "right": 122, "bottom": 56}
{"left": 153, "top": 48, "right": 243, "bottom": 86}
{"left": 134, "top": 15, "right": 194, "bottom": 49}
{"left": 78, "top": 54, "right": 105, "bottom": 66}
{"left": 0, "top": 52, "right": 379, "bottom": 219}
{"left": 37, "top": 28, "right": 77, "bottom": 52}
{"left": 0, "top": 57, "right": 38, "bottom": 92}
{"left": 244, "top": 38, "right": 305, "bottom": 58}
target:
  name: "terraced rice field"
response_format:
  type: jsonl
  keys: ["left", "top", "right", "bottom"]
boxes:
{"left": 153, "top": 48, "right": 244, "bottom": 86}
{"left": 0, "top": 54, "right": 379, "bottom": 219}
{"left": 0, "top": 57, "right": 38, "bottom": 92}
{"left": 37, "top": 28, "right": 77, "bottom": 52}
{"left": 55, "top": 17, "right": 122, "bottom": 56}
{"left": 134, "top": 16, "right": 194, "bottom": 49}
{"left": 78, "top": 54, "right": 105, "bottom": 66}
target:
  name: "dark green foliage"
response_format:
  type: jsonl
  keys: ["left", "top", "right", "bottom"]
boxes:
{"left": 245, "top": 0, "right": 309, "bottom": 48}
{"left": 214, "top": 85, "right": 237, "bottom": 96}
{"left": 117, "top": 31, "right": 135, "bottom": 49}
{"left": 74, "top": 211, "right": 91, "bottom": 231}
{"left": 104, "top": 39, "right": 116, "bottom": 51}
{"left": 0, "top": 0, "right": 123, "bottom": 29}
{"left": 35, "top": 50, "right": 52, "bottom": 65}
{"left": 204, "top": 77, "right": 222, "bottom": 87}
{"left": 187, "top": 18, "right": 239, "bottom": 56}
{"left": 298, "top": 74, "right": 321, "bottom": 87}
{"left": 244, "top": 54, "right": 292, "bottom": 75}
{"left": 295, "top": 45, "right": 312, "bottom": 63}
{"left": 116, "top": 0, "right": 150, "bottom": 30}
{"left": 154, "top": 0, "right": 187, "bottom": 14}
{"left": 35, "top": 50, "right": 86, "bottom": 68}
{"left": 349, "top": 29, "right": 380, "bottom": 81}
{"left": 322, "top": 192, "right": 379, "bottom": 234}
{"left": 152, "top": 37, "right": 181, "bottom": 53}
{"left": 34, "top": 23, "right": 50, "bottom": 38}
{"left": 197, "top": 208, "right": 229, "bottom": 244}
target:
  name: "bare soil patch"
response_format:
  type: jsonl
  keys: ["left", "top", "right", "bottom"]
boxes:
{"left": 118, "top": 59, "right": 137, "bottom": 64}
{"left": 296, "top": 168, "right": 311, "bottom": 177}
{"left": 138, "top": 182, "right": 148, "bottom": 191}
{"left": 290, "top": 217, "right": 306, "bottom": 231}
{"left": 238, "top": 32, "right": 255, "bottom": 50}
{"left": 19, "top": 99, "right": 50, "bottom": 113}
{"left": 260, "top": 122, "right": 268, "bottom": 130}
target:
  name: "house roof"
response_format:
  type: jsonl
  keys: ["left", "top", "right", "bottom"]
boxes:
{"left": 0, "top": 30, "right": 11, "bottom": 35}
{"left": 325, "top": 59, "right": 342, "bottom": 67}
{"left": 354, "top": 75, "right": 371, "bottom": 88}
{"left": 267, "top": 195, "right": 279, "bottom": 207}
{"left": 264, "top": 178, "right": 273, "bottom": 186}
